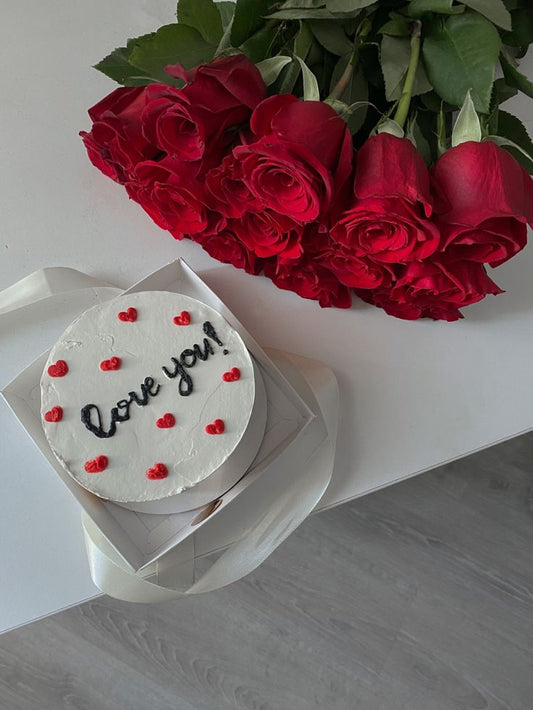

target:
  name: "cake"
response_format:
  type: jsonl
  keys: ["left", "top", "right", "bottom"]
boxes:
{"left": 40, "top": 291, "right": 267, "bottom": 513}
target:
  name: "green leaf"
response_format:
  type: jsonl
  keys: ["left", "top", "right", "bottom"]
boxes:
{"left": 381, "top": 35, "right": 432, "bottom": 101}
{"left": 378, "top": 18, "right": 411, "bottom": 37}
{"left": 294, "top": 20, "right": 314, "bottom": 58}
{"left": 491, "top": 109, "right": 533, "bottom": 172}
{"left": 94, "top": 36, "right": 156, "bottom": 85}
{"left": 413, "top": 109, "right": 440, "bottom": 162}
{"left": 277, "top": 58, "right": 301, "bottom": 93}
{"left": 501, "top": 7, "right": 533, "bottom": 46}
{"left": 129, "top": 24, "right": 216, "bottom": 83}
{"left": 452, "top": 90, "right": 481, "bottom": 146}
{"left": 268, "top": 9, "right": 343, "bottom": 19}
{"left": 308, "top": 20, "right": 354, "bottom": 55}
{"left": 492, "top": 77, "right": 518, "bottom": 105}
{"left": 460, "top": 0, "right": 512, "bottom": 30}
{"left": 500, "top": 51, "right": 533, "bottom": 98}
{"left": 276, "top": 0, "right": 325, "bottom": 8}
{"left": 295, "top": 56, "right": 321, "bottom": 99}
{"left": 231, "top": 0, "right": 274, "bottom": 47}
{"left": 255, "top": 56, "right": 293, "bottom": 85}
{"left": 216, "top": 1, "right": 235, "bottom": 30}
{"left": 497, "top": 110, "right": 533, "bottom": 153}
{"left": 216, "top": 18, "right": 233, "bottom": 53}
{"left": 406, "top": 113, "right": 433, "bottom": 163}
{"left": 420, "top": 90, "right": 449, "bottom": 112}
{"left": 422, "top": 12, "right": 501, "bottom": 112}
{"left": 177, "top": 0, "right": 223, "bottom": 44}
{"left": 240, "top": 25, "right": 280, "bottom": 62}
{"left": 486, "top": 134, "right": 533, "bottom": 172}
{"left": 407, "top": 0, "right": 455, "bottom": 16}
{"left": 326, "top": 0, "right": 375, "bottom": 11}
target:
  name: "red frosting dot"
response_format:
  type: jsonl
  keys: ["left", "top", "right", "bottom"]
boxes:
{"left": 173, "top": 311, "right": 191, "bottom": 326}
{"left": 100, "top": 357, "right": 121, "bottom": 371}
{"left": 156, "top": 413, "right": 176, "bottom": 428}
{"left": 84, "top": 455, "right": 108, "bottom": 473}
{"left": 118, "top": 307, "right": 137, "bottom": 322}
{"left": 222, "top": 367, "right": 241, "bottom": 382}
{"left": 205, "top": 419, "right": 225, "bottom": 435}
{"left": 44, "top": 406, "right": 63, "bottom": 423}
{"left": 146, "top": 463, "right": 168, "bottom": 480}
{"left": 48, "top": 360, "right": 68, "bottom": 377}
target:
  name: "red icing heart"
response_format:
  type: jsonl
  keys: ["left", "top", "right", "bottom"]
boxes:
{"left": 84, "top": 455, "right": 108, "bottom": 473}
{"left": 100, "top": 357, "right": 121, "bottom": 371}
{"left": 48, "top": 360, "right": 68, "bottom": 377}
{"left": 44, "top": 406, "right": 63, "bottom": 423}
{"left": 222, "top": 367, "right": 241, "bottom": 382}
{"left": 173, "top": 311, "right": 191, "bottom": 326}
{"left": 146, "top": 463, "right": 168, "bottom": 480}
{"left": 118, "top": 307, "right": 137, "bottom": 322}
{"left": 205, "top": 418, "right": 225, "bottom": 435}
{"left": 156, "top": 413, "right": 175, "bottom": 429}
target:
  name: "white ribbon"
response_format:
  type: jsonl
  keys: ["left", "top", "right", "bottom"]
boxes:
{"left": 0, "top": 266, "right": 121, "bottom": 315}
{"left": 1, "top": 266, "right": 338, "bottom": 602}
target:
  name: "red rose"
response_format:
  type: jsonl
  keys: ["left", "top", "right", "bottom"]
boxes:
{"left": 192, "top": 229, "right": 261, "bottom": 275}
{"left": 356, "top": 287, "right": 434, "bottom": 320}
{"left": 264, "top": 256, "right": 352, "bottom": 308}
{"left": 126, "top": 160, "right": 210, "bottom": 238}
{"left": 80, "top": 87, "right": 158, "bottom": 183}
{"left": 233, "top": 95, "right": 354, "bottom": 223}
{"left": 166, "top": 54, "right": 267, "bottom": 114}
{"left": 357, "top": 287, "right": 467, "bottom": 321}
{"left": 357, "top": 258, "right": 503, "bottom": 321}
{"left": 331, "top": 133, "right": 440, "bottom": 264}
{"left": 142, "top": 88, "right": 214, "bottom": 162}
{"left": 300, "top": 226, "right": 394, "bottom": 289}
{"left": 321, "top": 246, "right": 395, "bottom": 289}
{"left": 431, "top": 141, "right": 533, "bottom": 267}
{"left": 205, "top": 154, "right": 258, "bottom": 217}
{"left": 230, "top": 211, "right": 303, "bottom": 262}
{"left": 143, "top": 55, "right": 266, "bottom": 163}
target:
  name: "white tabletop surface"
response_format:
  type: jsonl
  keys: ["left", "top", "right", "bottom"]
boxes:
{"left": 1, "top": 1, "right": 533, "bottom": 633}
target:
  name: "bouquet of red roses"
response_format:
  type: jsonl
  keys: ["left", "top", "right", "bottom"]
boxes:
{"left": 81, "top": 0, "right": 533, "bottom": 321}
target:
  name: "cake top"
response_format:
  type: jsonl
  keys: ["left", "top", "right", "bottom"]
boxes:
{"left": 40, "top": 291, "right": 256, "bottom": 503}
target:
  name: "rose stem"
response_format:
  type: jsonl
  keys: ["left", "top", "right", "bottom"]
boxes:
{"left": 437, "top": 103, "right": 447, "bottom": 155}
{"left": 329, "top": 53, "right": 358, "bottom": 101}
{"left": 328, "top": 17, "right": 371, "bottom": 102}
{"left": 393, "top": 20, "right": 422, "bottom": 129}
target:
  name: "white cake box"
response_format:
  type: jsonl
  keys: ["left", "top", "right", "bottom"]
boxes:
{"left": 2, "top": 260, "right": 327, "bottom": 572}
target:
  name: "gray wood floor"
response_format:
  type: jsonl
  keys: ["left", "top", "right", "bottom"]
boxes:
{"left": 1, "top": 432, "right": 532, "bottom": 710}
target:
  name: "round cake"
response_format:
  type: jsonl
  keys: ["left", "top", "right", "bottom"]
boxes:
{"left": 40, "top": 291, "right": 266, "bottom": 513}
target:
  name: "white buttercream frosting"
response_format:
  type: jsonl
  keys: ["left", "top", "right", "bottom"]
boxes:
{"left": 41, "top": 291, "right": 256, "bottom": 504}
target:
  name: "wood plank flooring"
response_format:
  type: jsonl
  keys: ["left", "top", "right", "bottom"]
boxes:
{"left": 1, "top": 432, "right": 532, "bottom": 710}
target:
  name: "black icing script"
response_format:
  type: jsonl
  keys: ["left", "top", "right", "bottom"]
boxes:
{"left": 80, "top": 321, "right": 226, "bottom": 439}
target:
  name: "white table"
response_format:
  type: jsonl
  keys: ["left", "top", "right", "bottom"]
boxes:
{"left": 1, "top": 1, "right": 532, "bottom": 634}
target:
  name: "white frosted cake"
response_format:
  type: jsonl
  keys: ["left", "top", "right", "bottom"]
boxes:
{"left": 40, "top": 291, "right": 267, "bottom": 513}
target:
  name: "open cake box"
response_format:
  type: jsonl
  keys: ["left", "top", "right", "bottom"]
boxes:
{"left": 2, "top": 260, "right": 327, "bottom": 572}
